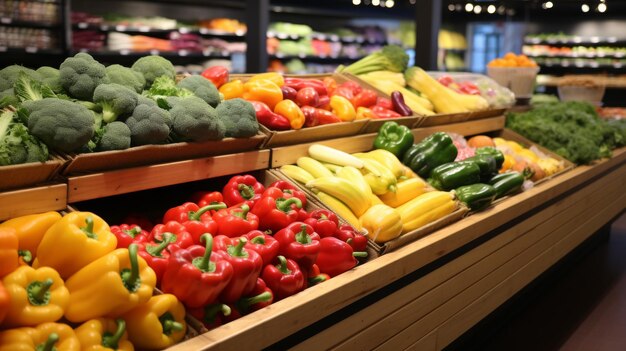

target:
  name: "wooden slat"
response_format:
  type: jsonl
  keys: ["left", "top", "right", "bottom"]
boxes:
{"left": 411, "top": 116, "right": 505, "bottom": 141}
{"left": 67, "top": 150, "right": 270, "bottom": 202}
{"left": 0, "top": 184, "right": 67, "bottom": 220}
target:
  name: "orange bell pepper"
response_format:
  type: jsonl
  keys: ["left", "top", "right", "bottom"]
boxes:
{"left": 247, "top": 72, "right": 284, "bottom": 87}
{"left": 0, "top": 281, "right": 9, "bottom": 325}
{"left": 243, "top": 79, "right": 283, "bottom": 110}
{"left": 323, "top": 77, "right": 337, "bottom": 96}
{"left": 0, "top": 211, "right": 62, "bottom": 260}
{"left": 219, "top": 79, "right": 244, "bottom": 100}
{"left": 356, "top": 107, "right": 376, "bottom": 120}
{"left": 330, "top": 95, "right": 356, "bottom": 122}
{"left": 0, "top": 228, "right": 19, "bottom": 278}
{"left": 274, "top": 99, "right": 305, "bottom": 130}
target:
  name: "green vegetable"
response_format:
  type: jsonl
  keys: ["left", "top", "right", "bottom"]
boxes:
{"left": 166, "top": 96, "right": 225, "bottom": 142}
{"left": 402, "top": 132, "right": 457, "bottom": 178}
{"left": 215, "top": 98, "right": 258, "bottom": 138}
{"left": 131, "top": 56, "right": 175, "bottom": 86}
{"left": 428, "top": 161, "right": 481, "bottom": 191}
{"left": 489, "top": 172, "right": 525, "bottom": 199}
{"left": 96, "top": 121, "right": 131, "bottom": 151}
{"left": 22, "top": 98, "right": 95, "bottom": 153}
{"left": 337, "top": 45, "right": 408, "bottom": 75}
{"left": 0, "top": 65, "right": 41, "bottom": 92}
{"left": 59, "top": 53, "right": 108, "bottom": 101}
{"left": 36, "top": 66, "right": 64, "bottom": 94}
{"left": 529, "top": 94, "right": 559, "bottom": 107}
{"left": 177, "top": 75, "right": 221, "bottom": 107}
{"left": 475, "top": 147, "right": 504, "bottom": 169}
{"left": 14, "top": 72, "right": 57, "bottom": 103}
{"left": 0, "top": 89, "right": 19, "bottom": 108}
{"left": 0, "top": 109, "right": 48, "bottom": 165}
{"left": 463, "top": 155, "right": 498, "bottom": 182}
{"left": 105, "top": 64, "right": 146, "bottom": 93}
{"left": 125, "top": 104, "right": 171, "bottom": 145}
{"left": 455, "top": 183, "right": 497, "bottom": 211}
{"left": 93, "top": 83, "right": 138, "bottom": 123}
{"left": 144, "top": 76, "right": 193, "bottom": 106}
{"left": 373, "top": 121, "right": 414, "bottom": 158}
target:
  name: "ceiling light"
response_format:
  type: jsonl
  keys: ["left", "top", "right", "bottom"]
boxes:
{"left": 409, "top": 0, "right": 416, "bottom": 4}
{"left": 386, "top": 0, "right": 394, "bottom": 7}
{"left": 456, "top": 4, "right": 462, "bottom": 11}
{"left": 474, "top": 5, "right": 482, "bottom": 14}
{"left": 497, "top": 5, "right": 506, "bottom": 14}
{"left": 372, "top": 0, "right": 380, "bottom": 6}
{"left": 487, "top": 4, "right": 496, "bottom": 13}
{"left": 448, "top": 4, "right": 456, "bottom": 11}
{"left": 352, "top": 0, "right": 361, "bottom": 5}
{"left": 598, "top": 3, "right": 607, "bottom": 12}
{"left": 545, "top": 1, "right": 553, "bottom": 9}
{"left": 465, "top": 3, "right": 474, "bottom": 12}
{"left": 581, "top": 4, "right": 590, "bottom": 12}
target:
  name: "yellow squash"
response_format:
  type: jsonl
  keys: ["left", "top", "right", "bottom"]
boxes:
{"left": 379, "top": 177, "right": 429, "bottom": 208}
{"left": 359, "top": 204, "right": 403, "bottom": 244}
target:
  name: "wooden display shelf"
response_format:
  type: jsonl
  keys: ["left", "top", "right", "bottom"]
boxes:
{"left": 0, "top": 183, "right": 67, "bottom": 221}
{"left": 67, "top": 150, "right": 270, "bottom": 202}
{"left": 169, "top": 148, "right": 625, "bottom": 351}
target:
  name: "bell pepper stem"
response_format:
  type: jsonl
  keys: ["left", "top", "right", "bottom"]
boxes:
{"left": 353, "top": 251, "right": 368, "bottom": 258}
{"left": 276, "top": 197, "right": 302, "bottom": 212}
{"left": 146, "top": 232, "right": 176, "bottom": 257}
{"left": 295, "top": 225, "right": 312, "bottom": 245}
{"left": 276, "top": 255, "right": 292, "bottom": 274}
{"left": 102, "top": 319, "right": 126, "bottom": 349}
{"left": 227, "top": 238, "right": 249, "bottom": 258}
{"left": 238, "top": 184, "right": 255, "bottom": 200}
{"left": 308, "top": 274, "right": 328, "bottom": 286}
{"left": 192, "top": 234, "right": 216, "bottom": 273}
{"left": 18, "top": 249, "right": 32, "bottom": 263}
{"left": 81, "top": 216, "right": 97, "bottom": 239}
{"left": 27, "top": 278, "right": 53, "bottom": 306}
{"left": 236, "top": 291, "right": 272, "bottom": 314}
{"left": 250, "top": 235, "right": 266, "bottom": 245}
{"left": 37, "top": 333, "right": 59, "bottom": 351}
{"left": 159, "top": 312, "right": 184, "bottom": 335}
{"left": 189, "top": 203, "right": 227, "bottom": 221}
{"left": 204, "top": 303, "right": 231, "bottom": 323}
{"left": 232, "top": 204, "right": 250, "bottom": 219}
{"left": 319, "top": 214, "right": 328, "bottom": 220}
{"left": 121, "top": 244, "right": 141, "bottom": 293}
{"left": 123, "top": 226, "right": 142, "bottom": 238}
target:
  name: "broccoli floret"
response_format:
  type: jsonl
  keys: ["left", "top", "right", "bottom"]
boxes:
{"left": 36, "top": 66, "right": 64, "bottom": 94}
{"left": 59, "top": 53, "right": 108, "bottom": 101}
{"left": 125, "top": 104, "right": 171, "bottom": 145}
{"left": 0, "top": 65, "right": 41, "bottom": 92}
{"left": 337, "top": 45, "right": 408, "bottom": 75}
{"left": 14, "top": 71, "right": 57, "bottom": 103}
{"left": 177, "top": 75, "right": 221, "bottom": 107}
{"left": 106, "top": 64, "right": 146, "bottom": 93}
{"left": 23, "top": 98, "right": 95, "bottom": 153}
{"left": 167, "top": 96, "right": 225, "bottom": 142}
{"left": 144, "top": 76, "right": 193, "bottom": 105}
{"left": 131, "top": 56, "right": 175, "bottom": 86}
{"left": 96, "top": 121, "right": 131, "bottom": 151}
{"left": 215, "top": 98, "right": 259, "bottom": 138}
{"left": 93, "top": 83, "right": 138, "bottom": 123}
{"left": 137, "top": 94, "right": 157, "bottom": 107}
{"left": 0, "top": 89, "right": 19, "bottom": 108}
{"left": 0, "top": 109, "right": 48, "bottom": 165}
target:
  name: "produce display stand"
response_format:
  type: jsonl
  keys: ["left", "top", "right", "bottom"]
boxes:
{"left": 0, "top": 153, "right": 66, "bottom": 191}
{"left": 0, "top": 183, "right": 67, "bottom": 221}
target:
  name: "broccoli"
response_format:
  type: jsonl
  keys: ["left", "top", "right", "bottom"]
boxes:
{"left": 96, "top": 121, "right": 131, "bottom": 151}
{"left": 177, "top": 75, "right": 221, "bottom": 107}
{"left": 337, "top": 45, "right": 408, "bottom": 75}
{"left": 14, "top": 71, "right": 57, "bottom": 103}
{"left": 105, "top": 64, "right": 146, "bottom": 93}
{"left": 0, "top": 109, "right": 48, "bottom": 165}
{"left": 215, "top": 98, "right": 259, "bottom": 138}
{"left": 0, "top": 65, "right": 41, "bottom": 92}
{"left": 144, "top": 76, "right": 193, "bottom": 106}
{"left": 22, "top": 98, "right": 95, "bottom": 153}
{"left": 125, "top": 104, "right": 171, "bottom": 145}
{"left": 93, "top": 83, "right": 138, "bottom": 123}
{"left": 131, "top": 55, "right": 175, "bottom": 86}
{"left": 137, "top": 94, "right": 157, "bottom": 107}
{"left": 166, "top": 96, "right": 225, "bottom": 142}
{"left": 36, "top": 66, "right": 64, "bottom": 94}
{"left": 59, "top": 53, "right": 108, "bottom": 101}
{"left": 0, "top": 89, "right": 19, "bottom": 108}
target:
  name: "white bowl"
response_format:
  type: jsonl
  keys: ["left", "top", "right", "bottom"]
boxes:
{"left": 558, "top": 85, "right": 605, "bottom": 106}
{"left": 487, "top": 66, "right": 540, "bottom": 99}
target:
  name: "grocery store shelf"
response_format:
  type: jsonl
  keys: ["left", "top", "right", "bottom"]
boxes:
{"left": 270, "top": 53, "right": 365, "bottom": 62}
{"left": 0, "top": 18, "right": 61, "bottom": 29}
{"left": 72, "top": 22, "right": 246, "bottom": 39}
{"left": 72, "top": 49, "right": 232, "bottom": 59}
{"left": 0, "top": 47, "right": 64, "bottom": 55}
{"left": 524, "top": 37, "right": 626, "bottom": 46}
{"left": 67, "top": 150, "right": 270, "bottom": 202}
{"left": 267, "top": 31, "right": 387, "bottom": 45}
{"left": 537, "top": 75, "right": 626, "bottom": 89}
{"left": 0, "top": 183, "right": 67, "bottom": 221}
{"left": 527, "top": 52, "right": 626, "bottom": 59}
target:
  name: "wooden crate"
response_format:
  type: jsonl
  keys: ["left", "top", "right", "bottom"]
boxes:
{"left": 0, "top": 183, "right": 67, "bottom": 221}
{"left": 0, "top": 152, "right": 66, "bottom": 191}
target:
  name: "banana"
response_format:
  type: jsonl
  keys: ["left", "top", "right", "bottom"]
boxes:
{"left": 306, "top": 177, "right": 371, "bottom": 217}
{"left": 280, "top": 165, "right": 315, "bottom": 184}
{"left": 316, "top": 192, "right": 362, "bottom": 229}
{"left": 379, "top": 177, "right": 428, "bottom": 208}
{"left": 297, "top": 157, "right": 334, "bottom": 179}
{"left": 402, "top": 196, "right": 456, "bottom": 233}
{"left": 308, "top": 144, "right": 364, "bottom": 168}
{"left": 359, "top": 158, "right": 398, "bottom": 195}
{"left": 321, "top": 162, "right": 343, "bottom": 174}
{"left": 361, "top": 149, "right": 406, "bottom": 179}
{"left": 336, "top": 166, "right": 373, "bottom": 198}
{"left": 396, "top": 191, "right": 454, "bottom": 223}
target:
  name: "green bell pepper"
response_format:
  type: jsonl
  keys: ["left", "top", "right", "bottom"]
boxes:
{"left": 428, "top": 161, "right": 481, "bottom": 191}
{"left": 455, "top": 183, "right": 497, "bottom": 211}
{"left": 463, "top": 155, "right": 498, "bottom": 182}
{"left": 475, "top": 147, "right": 505, "bottom": 169}
{"left": 373, "top": 121, "right": 414, "bottom": 158}
{"left": 489, "top": 172, "right": 525, "bottom": 198}
{"left": 402, "top": 132, "right": 458, "bottom": 178}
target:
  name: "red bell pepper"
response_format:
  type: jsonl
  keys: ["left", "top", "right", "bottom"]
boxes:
{"left": 371, "top": 105, "right": 402, "bottom": 119}
{"left": 190, "top": 191, "right": 224, "bottom": 208}
{"left": 188, "top": 303, "right": 231, "bottom": 331}
{"left": 223, "top": 175, "right": 266, "bottom": 207}
{"left": 334, "top": 224, "right": 368, "bottom": 252}
{"left": 121, "top": 213, "right": 154, "bottom": 232}
{"left": 281, "top": 85, "right": 298, "bottom": 101}
{"left": 283, "top": 78, "right": 328, "bottom": 96}
{"left": 150, "top": 221, "right": 194, "bottom": 249}
{"left": 161, "top": 234, "right": 234, "bottom": 308}
{"left": 295, "top": 87, "right": 319, "bottom": 107}
{"left": 201, "top": 66, "right": 229, "bottom": 88}
{"left": 376, "top": 97, "right": 393, "bottom": 110}
{"left": 339, "top": 81, "right": 362, "bottom": 95}
{"left": 212, "top": 204, "right": 259, "bottom": 238}
{"left": 137, "top": 232, "right": 178, "bottom": 283}
{"left": 316, "top": 95, "right": 330, "bottom": 110}
{"left": 274, "top": 222, "right": 320, "bottom": 270}
{"left": 224, "top": 278, "right": 273, "bottom": 322}
{"left": 217, "top": 237, "right": 264, "bottom": 303}
{"left": 315, "top": 237, "right": 367, "bottom": 277}
{"left": 250, "top": 101, "right": 291, "bottom": 131}
{"left": 110, "top": 224, "right": 150, "bottom": 248}
{"left": 265, "top": 180, "right": 307, "bottom": 207}
{"left": 305, "top": 264, "right": 330, "bottom": 287}
{"left": 301, "top": 106, "right": 341, "bottom": 127}
{"left": 352, "top": 89, "right": 378, "bottom": 109}
{"left": 262, "top": 255, "right": 305, "bottom": 301}
{"left": 251, "top": 196, "right": 302, "bottom": 232}
{"left": 242, "top": 230, "right": 280, "bottom": 266}
{"left": 303, "top": 209, "right": 338, "bottom": 238}
{"left": 332, "top": 86, "right": 355, "bottom": 101}
{"left": 162, "top": 202, "right": 226, "bottom": 224}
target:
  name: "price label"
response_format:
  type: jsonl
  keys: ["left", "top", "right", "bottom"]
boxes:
{"left": 78, "top": 22, "right": 88, "bottom": 29}
{"left": 1, "top": 18, "right": 11, "bottom": 24}
{"left": 120, "top": 49, "right": 130, "bottom": 55}
{"left": 25, "top": 47, "right": 38, "bottom": 53}
{"left": 139, "top": 26, "right": 151, "bottom": 32}
{"left": 178, "top": 50, "right": 188, "bottom": 56}
{"left": 150, "top": 50, "right": 160, "bottom": 55}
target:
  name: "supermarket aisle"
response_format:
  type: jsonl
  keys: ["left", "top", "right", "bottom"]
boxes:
{"left": 453, "top": 212, "right": 626, "bottom": 351}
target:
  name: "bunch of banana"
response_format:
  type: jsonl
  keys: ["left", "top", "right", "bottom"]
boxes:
{"left": 395, "top": 191, "right": 456, "bottom": 233}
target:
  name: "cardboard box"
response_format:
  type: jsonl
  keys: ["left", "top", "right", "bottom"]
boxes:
{"left": 0, "top": 153, "right": 66, "bottom": 191}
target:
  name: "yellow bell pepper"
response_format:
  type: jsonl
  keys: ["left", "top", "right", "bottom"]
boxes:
{"left": 34, "top": 212, "right": 117, "bottom": 279}
{"left": 0, "top": 322, "right": 80, "bottom": 351}
{"left": 362, "top": 149, "right": 406, "bottom": 179}
{"left": 218, "top": 79, "right": 244, "bottom": 100}
{"left": 330, "top": 95, "right": 356, "bottom": 122}
{"left": 0, "top": 211, "right": 61, "bottom": 259}
{"left": 359, "top": 204, "right": 403, "bottom": 244}
{"left": 75, "top": 318, "right": 134, "bottom": 351}
{"left": 247, "top": 72, "right": 284, "bottom": 87}
{"left": 500, "top": 154, "right": 516, "bottom": 173}
{"left": 242, "top": 79, "right": 283, "bottom": 110}
{"left": 355, "top": 107, "right": 376, "bottom": 120}
{"left": 396, "top": 191, "right": 456, "bottom": 233}
{"left": 122, "top": 294, "right": 186, "bottom": 350}
{"left": 379, "top": 177, "right": 429, "bottom": 208}
{"left": 274, "top": 99, "right": 305, "bottom": 130}
{"left": 64, "top": 244, "right": 156, "bottom": 323}
{"left": 2, "top": 266, "right": 69, "bottom": 328}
